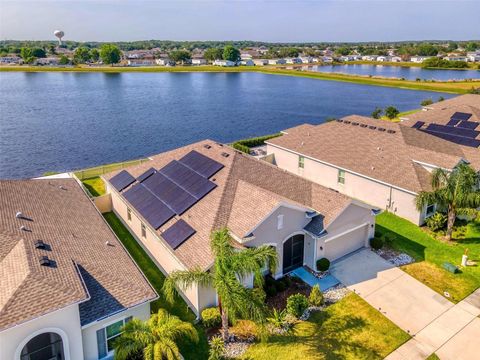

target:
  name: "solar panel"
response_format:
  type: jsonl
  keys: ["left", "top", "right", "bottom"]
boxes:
{"left": 159, "top": 160, "right": 217, "bottom": 199}
{"left": 124, "top": 184, "right": 175, "bottom": 229}
{"left": 137, "top": 167, "right": 157, "bottom": 182}
{"left": 179, "top": 150, "right": 224, "bottom": 178}
{"left": 142, "top": 172, "right": 197, "bottom": 215}
{"left": 446, "top": 119, "right": 460, "bottom": 127}
{"left": 411, "top": 121, "right": 425, "bottom": 129}
{"left": 451, "top": 112, "right": 472, "bottom": 122}
{"left": 162, "top": 219, "right": 196, "bottom": 249}
{"left": 426, "top": 123, "right": 479, "bottom": 139}
{"left": 109, "top": 170, "right": 136, "bottom": 192}
{"left": 420, "top": 129, "right": 480, "bottom": 148}
{"left": 457, "top": 121, "right": 479, "bottom": 130}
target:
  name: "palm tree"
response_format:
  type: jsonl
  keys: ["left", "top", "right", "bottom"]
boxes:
{"left": 113, "top": 309, "right": 198, "bottom": 360}
{"left": 163, "top": 228, "right": 277, "bottom": 341}
{"left": 415, "top": 163, "right": 480, "bottom": 240}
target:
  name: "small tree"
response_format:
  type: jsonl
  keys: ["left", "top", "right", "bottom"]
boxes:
{"left": 20, "top": 47, "right": 35, "bottom": 64}
{"left": 415, "top": 164, "right": 480, "bottom": 240}
{"left": 204, "top": 48, "right": 223, "bottom": 62}
{"left": 100, "top": 44, "right": 121, "bottom": 65}
{"left": 90, "top": 48, "right": 100, "bottom": 62}
{"left": 421, "top": 98, "right": 433, "bottom": 106}
{"left": 169, "top": 50, "right": 191, "bottom": 64}
{"left": 59, "top": 55, "right": 70, "bottom": 65}
{"left": 385, "top": 106, "right": 400, "bottom": 119}
{"left": 223, "top": 45, "right": 240, "bottom": 62}
{"left": 32, "top": 48, "right": 46, "bottom": 58}
{"left": 73, "top": 47, "right": 91, "bottom": 64}
{"left": 308, "top": 285, "right": 324, "bottom": 306}
{"left": 371, "top": 107, "right": 383, "bottom": 119}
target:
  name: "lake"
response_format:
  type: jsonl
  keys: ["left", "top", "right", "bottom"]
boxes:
{"left": 302, "top": 64, "right": 479, "bottom": 81}
{"left": 0, "top": 71, "right": 455, "bottom": 179}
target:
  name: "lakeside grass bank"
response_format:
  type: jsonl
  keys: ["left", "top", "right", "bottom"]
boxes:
{"left": 2, "top": 65, "right": 478, "bottom": 94}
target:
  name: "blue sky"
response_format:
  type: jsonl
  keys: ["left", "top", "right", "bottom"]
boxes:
{"left": 1, "top": 1, "right": 479, "bottom": 42}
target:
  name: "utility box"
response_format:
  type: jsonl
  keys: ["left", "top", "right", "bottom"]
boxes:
{"left": 443, "top": 262, "right": 459, "bottom": 274}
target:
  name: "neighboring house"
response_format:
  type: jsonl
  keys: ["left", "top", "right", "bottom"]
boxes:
{"left": 400, "top": 94, "right": 480, "bottom": 148}
{"left": 466, "top": 51, "right": 480, "bottom": 62}
{"left": 267, "top": 59, "right": 286, "bottom": 65}
{"left": 390, "top": 56, "right": 402, "bottom": 62}
{"left": 103, "top": 141, "right": 376, "bottom": 316}
{"left": 410, "top": 56, "right": 431, "bottom": 63}
{"left": 321, "top": 56, "right": 334, "bottom": 63}
{"left": 191, "top": 58, "right": 207, "bottom": 65}
{"left": 213, "top": 59, "right": 236, "bottom": 67}
{"left": 253, "top": 59, "right": 268, "bottom": 66}
{"left": 443, "top": 55, "right": 468, "bottom": 62}
{"left": 299, "top": 56, "right": 314, "bottom": 64}
{"left": 240, "top": 53, "right": 253, "bottom": 60}
{"left": 0, "top": 56, "right": 22, "bottom": 64}
{"left": 156, "top": 58, "right": 175, "bottom": 66}
{"left": 0, "top": 179, "right": 157, "bottom": 360}
{"left": 35, "top": 57, "right": 60, "bottom": 66}
{"left": 285, "top": 58, "right": 302, "bottom": 64}
{"left": 376, "top": 56, "right": 390, "bottom": 62}
{"left": 265, "top": 115, "right": 480, "bottom": 225}
{"left": 239, "top": 59, "right": 254, "bottom": 66}
{"left": 361, "top": 55, "right": 377, "bottom": 61}
{"left": 127, "top": 59, "right": 156, "bottom": 66}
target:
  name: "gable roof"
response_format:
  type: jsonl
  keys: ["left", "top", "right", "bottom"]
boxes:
{"left": 267, "top": 115, "right": 480, "bottom": 194}
{"left": 104, "top": 141, "right": 351, "bottom": 271}
{"left": 0, "top": 179, "right": 157, "bottom": 331}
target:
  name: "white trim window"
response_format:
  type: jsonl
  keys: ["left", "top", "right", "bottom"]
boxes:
{"left": 298, "top": 155, "right": 305, "bottom": 169}
{"left": 96, "top": 316, "right": 132, "bottom": 359}
{"left": 277, "top": 214, "right": 284, "bottom": 230}
{"left": 338, "top": 169, "right": 346, "bottom": 184}
{"left": 141, "top": 223, "right": 147, "bottom": 238}
{"left": 426, "top": 204, "right": 436, "bottom": 217}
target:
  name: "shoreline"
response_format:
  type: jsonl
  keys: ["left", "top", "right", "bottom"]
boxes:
{"left": 1, "top": 65, "right": 479, "bottom": 94}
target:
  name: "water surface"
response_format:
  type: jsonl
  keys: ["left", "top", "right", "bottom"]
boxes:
{"left": 0, "top": 71, "right": 455, "bottom": 178}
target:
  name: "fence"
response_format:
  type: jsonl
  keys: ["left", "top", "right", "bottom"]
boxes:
{"left": 74, "top": 158, "right": 150, "bottom": 180}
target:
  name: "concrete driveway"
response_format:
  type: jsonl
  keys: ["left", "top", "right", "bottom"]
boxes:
{"left": 331, "top": 249, "right": 453, "bottom": 335}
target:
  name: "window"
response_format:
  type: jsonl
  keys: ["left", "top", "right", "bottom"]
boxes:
{"left": 21, "top": 332, "right": 64, "bottom": 360}
{"left": 426, "top": 204, "right": 435, "bottom": 217}
{"left": 337, "top": 169, "right": 346, "bottom": 184}
{"left": 277, "top": 214, "right": 284, "bottom": 230}
{"left": 298, "top": 156, "right": 305, "bottom": 169}
{"left": 127, "top": 207, "right": 132, "bottom": 221}
{"left": 96, "top": 317, "right": 132, "bottom": 358}
{"left": 141, "top": 223, "right": 146, "bottom": 238}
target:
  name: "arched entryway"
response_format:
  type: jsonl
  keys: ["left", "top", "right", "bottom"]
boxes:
{"left": 20, "top": 332, "right": 65, "bottom": 360}
{"left": 283, "top": 234, "right": 304, "bottom": 274}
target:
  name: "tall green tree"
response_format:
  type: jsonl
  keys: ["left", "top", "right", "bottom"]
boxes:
{"left": 100, "top": 44, "right": 121, "bottom": 65}
{"left": 31, "top": 48, "right": 46, "bottom": 58}
{"left": 163, "top": 228, "right": 277, "bottom": 341}
{"left": 73, "top": 47, "right": 91, "bottom": 63}
{"left": 222, "top": 45, "right": 240, "bottom": 62}
{"left": 113, "top": 309, "right": 198, "bottom": 360}
{"left": 204, "top": 48, "right": 223, "bottom": 62}
{"left": 415, "top": 164, "right": 480, "bottom": 240}
{"left": 90, "top": 48, "right": 100, "bottom": 62}
{"left": 20, "top": 47, "right": 35, "bottom": 64}
{"left": 169, "top": 50, "right": 191, "bottom": 64}
{"left": 371, "top": 107, "right": 383, "bottom": 119}
{"left": 385, "top": 106, "right": 400, "bottom": 119}
{"left": 59, "top": 55, "right": 70, "bottom": 65}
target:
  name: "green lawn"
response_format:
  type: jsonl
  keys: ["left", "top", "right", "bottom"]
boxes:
{"left": 81, "top": 176, "right": 105, "bottom": 197}
{"left": 243, "top": 293, "right": 410, "bottom": 360}
{"left": 376, "top": 212, "right": 480, "bottom": 302}
{"left": 103, "top": 212, "right": 209, "bottom": 360}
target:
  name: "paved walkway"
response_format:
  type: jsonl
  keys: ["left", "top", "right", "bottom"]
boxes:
{"left": 330, "top": 249, "right": 480, "bottom": 360}
{"left": 291, "top": 266, "right": 340, "bottom": 291}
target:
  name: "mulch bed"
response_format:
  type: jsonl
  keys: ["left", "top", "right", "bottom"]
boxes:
{"left": 266, "top": 279, "right": 310, "bottom": 310}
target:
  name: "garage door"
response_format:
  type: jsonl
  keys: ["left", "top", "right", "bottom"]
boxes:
{"left": 324, "top": 225, "right": 368, "bottom": 261}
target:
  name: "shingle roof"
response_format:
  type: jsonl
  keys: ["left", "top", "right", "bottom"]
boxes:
{"left": 0, "top": 179, "right": 157, "bottom": 330}
{"left": 104, "top": 141, "right": 351, "bottom": 271}
{"left": 267, "top": 115, "right": 480, "bottom": 194}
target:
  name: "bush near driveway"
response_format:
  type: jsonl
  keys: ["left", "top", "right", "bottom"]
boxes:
{"left": 286, "top": 294, "right": 309, "bottom": 318}
{"left": 376, "top": 212, "right": 480, "bottom": 302}
{"left": 243, "top": 293, "right": 410, "bottom": 360}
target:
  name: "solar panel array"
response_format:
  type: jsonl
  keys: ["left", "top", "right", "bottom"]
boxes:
{"left": 451, "top": 112, "right": 472, "bottom": 122}
{"left": 457, "top": 121, "right": 479, "bottom": 130}
{"left": 119, "top": 150, "right": 225, "bottom": 247}
{"left": 109, "top": 170, "right": 136, "bottom": 192}
{"left": 162, "top": 219, "right": 196, "bottom": 249}
{"left": 426, "top": 123, "right": 479, "bottom": 139}
{"left": 412, "top": 121, "right": 425, "bottom": 129}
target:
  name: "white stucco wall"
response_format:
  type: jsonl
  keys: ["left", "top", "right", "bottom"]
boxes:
{"left": 267, "top": 144, "right": 423, "bottom": 225}
{"left": 81, "top": 302, "right": 150, "bottom": 360}
{"left": 0, "top": 304, "right": 84, "bottom": 360}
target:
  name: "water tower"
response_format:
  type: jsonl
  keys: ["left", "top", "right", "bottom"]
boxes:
{"left": 54, "top": 30, "right": 64, "bottom": 45}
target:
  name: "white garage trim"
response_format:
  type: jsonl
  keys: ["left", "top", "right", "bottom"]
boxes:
{"left": 324, "top": 222, "right": 370, "bottom": 244}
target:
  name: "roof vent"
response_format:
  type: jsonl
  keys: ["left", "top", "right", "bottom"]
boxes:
{"left": 16, "top": 211, "right": 24, "bottom": 219}
{"left": 368, "top": 126, "right": 377, "bottom": 130}
{"left": 336, "top": 119, "right": 344, "bottom": 123}
{"left": 59, "top": 185, "right": 67, "bottom": 191}
{"left": 351, "top": 122, "right": 359, "bottom": 126}
{"left": 344, "top": 120, "right": 351, "bottom": 124}
{"left": 20, "top": 225, "right": 28, "bottom": 232}
{"left": 34, "top": 240, "right": 46, "bottom": 249}
{"left": 221, "top": 152, "right": 230, "bottom": 158}
{"left": 39, "top": 256, "right": 51, "bottom": 266}
{"left": 387, "top": 129, "right": 396, "bottom": 134}
{"left": 360, "top": 124, "right": 368, "bottom": 128}
{"left": 204, "top": 144, "right": 212, "bottom": 149}
{"left": 378, "top": 127, "right": 386, "bottom": 132}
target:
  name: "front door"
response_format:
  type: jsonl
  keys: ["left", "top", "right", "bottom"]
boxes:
{"left": 283, "top": 234, "right": 304, "bottom": 274}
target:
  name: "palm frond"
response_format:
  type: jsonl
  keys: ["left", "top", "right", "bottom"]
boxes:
{"left": 163, "top": 269, "right": 213, "bottom": 303}
{"left": 431, "top": 168, "right": 449, "bottom": 190}
{"left": 231, "top": 245, "right": 278, "bottom": 278}
{"left": 210, "top": 228, "right": 235, "bottom": 258}
{"left": 415, "top": 189, "right": 445, "bottom": 211}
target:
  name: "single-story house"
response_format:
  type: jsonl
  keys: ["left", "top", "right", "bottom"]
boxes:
{"left": 156, "top": 58, "right": 175, "bottom": 66}
{"left": 267, "top": 59, "right": 287, "bottom": 65}
{"left": 321, "top": 56, "right": 334, "bottom": 63}
{"left": 299, "top": 56, "right": 314, "bottom": 64}
{"left": 239, "top": 59, "right": 254, "bottom": 66}
{"left": 103, "top": 141, "right": 376, "bottom": 316}
{"left": 191, "top": 58, "right": 207, "bottom": 65}
{"left": 285, "top": 58, "right": 302, "bottom": 64}
{"left": 466, "top": 52, "right": 480, "bottom": 62}
{"left": 443, "top": 55, "right": 468, "bottom": 62}
{"left": 253, "top": 59, "right": 268, "bottom": 66}
{"left": 390, "top": 56, "right": 402, "bottom": 62}
{"left": 127, "top": 59, "right": 156, "bottom": 66}
{"left": 213, "top": 59, "right": 236, "bottom": 67}
{"left": 361, "top": 55, "right": 377, "bottom": 61}
{"left": 400, "top": 94, "right": 480, "bottom": 148}
{"left": 0, "top": 179, "right": 157, "bottom": 360}
{"left": 35, "top": 57, "right": 60, "bottom": 66}
{"left": 376, "top": 56, "right": 390, "bottom": 62}
{"left": 410, "top": 56, "right": 431, "bottom": 63}
{"left": 0, "top": 56, "right": 22, "bottom": 64}
{"left": 265, "top": 115, "right": 480, "bottom": 225}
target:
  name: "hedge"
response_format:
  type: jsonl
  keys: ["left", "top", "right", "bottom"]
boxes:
{"left": 232, "top": 133, "right": 282, "bottom": 154}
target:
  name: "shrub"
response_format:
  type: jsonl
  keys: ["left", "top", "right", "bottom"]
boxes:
{"left": 230, "top": 320, "right": 258, "bottom": 341}
{"left": 421, "top": 98, "right": 433, "bottom": 106}
{"left": 232, "top": 133, "right": 282, "bottom": 153}
{"left": 275, "top": 280, "right": 286, "bottom": 292}
{"left": 385, "top": 106, "right": 400, "bottom": 119}
{"left": 232, "top": 142, "right": 250, "bottom": 154}
{"left": 283, "top": 276, "right": 292, "bottom": 287}
{"left": 286, "top": 293, "right": 309, "bottom": 318}
{"left": 370, "top": 237, "right": 384, "bottom": 250}
{"left": 316, "top": 258, "right": 330, "bottom": 272}
{"left": 208, "top": 336, "right": 225, "bottom": 360}
{"left": 201, "top": 307, "right": 221, "bottom": 328}
{"left": 426, "top": 212, "right": 447, "bottom": 232}
{"left": 266, "top": 285, "right": 277, "bottom": 297}
{"left": 308, "top": 284, "right": 324, "bottom": 306}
